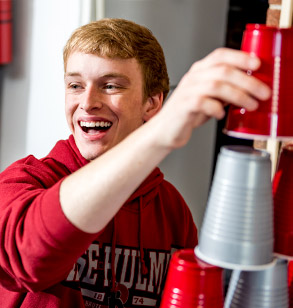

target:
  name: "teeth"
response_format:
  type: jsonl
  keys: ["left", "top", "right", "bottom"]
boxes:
{"left": 80, "top": 121, "right": 112, "bottom": 128}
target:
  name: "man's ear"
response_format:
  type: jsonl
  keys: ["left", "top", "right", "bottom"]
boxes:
{"left": 143, "top": 92, "right": 164, "bottom": 122}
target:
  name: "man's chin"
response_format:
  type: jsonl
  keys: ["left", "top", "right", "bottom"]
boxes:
{"left": 77, "top": 143, "right": 107, "bottom": 161}
{"left": 73, "top": 136, "right": 106, "bottom": 161}
{"left": 80, "top": 149, "right": 104, "bottom": 161}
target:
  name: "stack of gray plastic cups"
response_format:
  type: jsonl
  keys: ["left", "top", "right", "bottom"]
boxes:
{"left": 224, "top": 259, "right": 289, "bottom": 308}
{"left": 194, "top": 145, "right": 289, "bottom": 307}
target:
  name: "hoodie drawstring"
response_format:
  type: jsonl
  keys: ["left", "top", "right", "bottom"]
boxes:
{"left": 139, "top": 196, "right": 148, "bottom": 275}
{"left": 111, "top": 197, "right": 149, "bottom": 293}
{"left": 111, "top": 217, "right": 118, "bottom": 292}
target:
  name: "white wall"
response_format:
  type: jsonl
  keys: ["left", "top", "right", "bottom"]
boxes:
{"left": 0, "top": 0, "right": 80, "bottom": 170}
{"left": 0, "top": 0, "right": 229, "bottom": 230}
{"left": 25, "top": 0, "right": 81, "bottom": 158}
{"left": 0, "top": 0, "right": 34, "bottom": 170}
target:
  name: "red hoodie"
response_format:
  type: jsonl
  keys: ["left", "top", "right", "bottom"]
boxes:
{"left": 0, "top": 135, "right": 198, "bottom": 308}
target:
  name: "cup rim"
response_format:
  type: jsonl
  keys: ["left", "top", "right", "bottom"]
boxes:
{"left": 220, "top": 145, "right": 270, "bottom": 160}
{"left": 194, "top": 246, "right": 276, "bottom": 271}
{"left": 274, "top": 252, "right": 293, "bottom": 261}
{"left": 246, "top": 23, "right": 293, "bottom": 32}
{"left": 224, "top": 128, "right": 293, "bottom": 141}
{"left": 172, "top": 249, "right": 222, "bottom": 271}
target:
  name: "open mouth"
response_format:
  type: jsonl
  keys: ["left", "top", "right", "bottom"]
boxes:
{"left": 80, "top": 121, "right": 112, "bottom": 134}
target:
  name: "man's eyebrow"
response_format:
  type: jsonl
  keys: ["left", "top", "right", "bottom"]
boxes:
{"left": 64, "top": 72, "right": 81, "bottom": 78}
{"left": 64, "top": 72, "right": 131, "bottom": 83}
{"left": 100, "top": 73, "right": 131, "bottom": 83}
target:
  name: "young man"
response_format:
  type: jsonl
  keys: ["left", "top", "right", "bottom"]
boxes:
{"left": 0, "top": 19, "right": 270, "bottom": 307}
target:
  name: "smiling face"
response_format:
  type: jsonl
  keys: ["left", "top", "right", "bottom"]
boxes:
{"left": 65, "top": 52, "right": 155, "bottom": 160}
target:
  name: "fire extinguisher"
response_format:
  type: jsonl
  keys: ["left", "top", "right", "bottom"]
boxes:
{"left": 0, "top": 0, "right": 12, "bottom": 65}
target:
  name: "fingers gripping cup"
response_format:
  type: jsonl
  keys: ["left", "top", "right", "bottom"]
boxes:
{"left": 273, "top": 145, "right": 293, "bottom": 259}
{"left": 195, "top": 145, "right": 275, "bottom": 270}
{"left": 160, "top": 249, "right": 224, "bottom": 308}
{"left": 224, "top": 258, "right": 289, "bottom": 308}
{"left": 225, "top": 24, "right": 293, "bottom": 140}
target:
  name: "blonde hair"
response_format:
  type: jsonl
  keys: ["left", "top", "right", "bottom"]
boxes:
{"left": 63, "top": 18, "right": 170, "bottom": 101}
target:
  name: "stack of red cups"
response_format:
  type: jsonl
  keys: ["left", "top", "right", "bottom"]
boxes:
{"left": 0, "top": 0, "right": 12, "bottom": 65}
{"left": 288, "top": 260, "right": 293, "bottom": 307}
{"left": 273, "top": 145, "right": 293, "bottom": 259}
{"left": 160, "top": 249, "right": 224, "bottom": 308}
{"left": 225, "top": 24, "right": 293, "bottom": 139}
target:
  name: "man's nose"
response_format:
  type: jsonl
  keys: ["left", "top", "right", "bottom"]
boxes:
{"left": 81, "top": 85, "right": 103, "bottom": 111}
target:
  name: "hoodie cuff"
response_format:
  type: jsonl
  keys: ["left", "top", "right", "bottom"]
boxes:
{"left": 39, "top": 180, "right": 100, "bottom": 251}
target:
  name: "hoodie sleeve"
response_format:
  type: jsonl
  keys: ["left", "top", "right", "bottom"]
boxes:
{"left": 0, "top": 156, "right": 98, "bottom": 293}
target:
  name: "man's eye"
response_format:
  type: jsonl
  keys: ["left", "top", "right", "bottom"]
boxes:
{"left": 105, "top": 84, "right": 118, "bottom": 90}
{"left": 67, "top": 83, "right": 81, "bottom": 90}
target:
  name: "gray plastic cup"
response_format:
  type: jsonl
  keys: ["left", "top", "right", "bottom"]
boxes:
{"left": 195, "top": 145, "right": 275, "bottom": 270}
{"left": 224, "top": 258, "right": 289, "bottom": 308}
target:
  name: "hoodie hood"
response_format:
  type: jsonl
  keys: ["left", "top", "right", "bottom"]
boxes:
{"left": 45, "top": 135, "right": 89, "bottom": 173}
{"left": 46, "top": 136, "right": 164, "bottom": 200}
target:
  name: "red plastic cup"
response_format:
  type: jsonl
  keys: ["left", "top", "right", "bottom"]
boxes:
{"left": 273, "top": 145, "right": 293, "bottom": 258}
{"left": 0, "top": 0, "right": 12, "bottom": 65}
{"left": 225, "top": 24, "right": 293, "bottom": 140}
{"left": 160, "top": 249, "right": 224, "bottom": 308}
{"left": 288, "top": 261, "right": 293, "bottom": 307}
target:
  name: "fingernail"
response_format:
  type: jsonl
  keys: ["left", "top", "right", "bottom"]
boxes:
{"left": 246, "top": 99, "right": 259, "bottom": 111}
